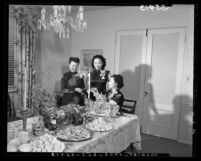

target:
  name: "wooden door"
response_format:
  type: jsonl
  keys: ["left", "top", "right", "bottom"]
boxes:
{"left": 142, "top": 28, "right": 185, "bottom": 140}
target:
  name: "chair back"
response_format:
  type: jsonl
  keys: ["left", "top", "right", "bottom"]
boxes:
{"left": 121, "top": 99, "right": 137, "bottom": 114}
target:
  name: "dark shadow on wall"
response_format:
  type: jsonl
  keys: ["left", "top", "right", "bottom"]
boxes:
{"left": 120, "top": 69, "right": 136, "bottom": 100}
{"left": 120, "top": 64, "right": 158, "bottom": 116}
{"left": 142, "top": 64, "right": 158, "bottom": 116}
{"left": 119, "top": 64, "right": 158, "bottom": 136}
{"left": 139, "top": 95, "right": 193, "bottom": 156}
{"left": 129, "top": 66, "right": 193, "bottom": 155}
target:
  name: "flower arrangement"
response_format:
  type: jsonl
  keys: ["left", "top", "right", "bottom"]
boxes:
{"left": 31, "top": 84, "right": 57, "bottom": 115}
{"left": 31, "top": 85, "right": 58, "bottom": 131}
{"left": 100, "top": 70, "right": 106, "bottom": 79}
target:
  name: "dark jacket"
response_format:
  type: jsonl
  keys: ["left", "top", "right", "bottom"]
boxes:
{"left": 106, "top": 89, "right": 124, "bottom": 112}
{"left": 61, "top": 71, "right": 85, "bottom": 106}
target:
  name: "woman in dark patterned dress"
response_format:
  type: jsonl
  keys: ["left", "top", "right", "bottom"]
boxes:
{"left": 61, "top": 57, "right": 85, "bottom": 106}
{"left": 90, "top": 55, "right": 110, "bottom": 100}
{"left": 106, "top": 74, "right": 124, "bottom": 113}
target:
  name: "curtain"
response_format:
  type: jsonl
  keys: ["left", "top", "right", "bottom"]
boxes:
{"left": 10, "top": 5, "right": 38, "bottom": 110}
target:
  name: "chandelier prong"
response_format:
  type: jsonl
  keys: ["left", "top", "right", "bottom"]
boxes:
{"left": 37, "top": 5, "right": 87, "bottom": 38}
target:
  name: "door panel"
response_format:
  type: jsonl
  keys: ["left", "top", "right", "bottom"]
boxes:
{"left": 119, "top": 34, "right": 143, "bottom": 100}
{"left": 115, "top": 30, "right": 147, "bottom": 125}
{"left": 142, "top": 28, "right": 185, "bottom": 140}
{"left": 151, "top": 34, "right": 179, "bottom": 104}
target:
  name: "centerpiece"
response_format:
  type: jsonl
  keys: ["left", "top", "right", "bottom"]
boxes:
{"left": 31, "top": 84, "right": 57, "bottom": 131}
{"left": 31, "top": 84, "right": 86, "bottom": 131}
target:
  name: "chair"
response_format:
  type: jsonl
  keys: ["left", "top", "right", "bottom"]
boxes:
{"left": 121, "top": 99, "right": 137, "bottom": 114}
{"left": 121, "top": 99, "right": 137, "bottom": 154}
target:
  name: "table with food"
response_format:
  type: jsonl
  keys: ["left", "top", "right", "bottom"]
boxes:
{"left": 7, "top": 97, "right": 141, "bottom": 153}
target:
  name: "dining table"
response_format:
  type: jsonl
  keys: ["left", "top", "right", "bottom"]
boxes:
{"left": 7, "top": 113, "right": 141, "bottom": 153}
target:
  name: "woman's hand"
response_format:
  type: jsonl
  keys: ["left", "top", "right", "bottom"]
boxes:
{"left": 62, "top": 88, "right": 69, "bottom": 93}
{"left": 109, "top": 100, "right": 117, "bottom": 106}
{"left": 75, "top": 88, "right": 82, "bottom": 93}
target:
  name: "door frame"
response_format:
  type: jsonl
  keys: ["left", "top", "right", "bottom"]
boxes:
{"left": 142, "top": 27, "right": 186, "bottom": 140}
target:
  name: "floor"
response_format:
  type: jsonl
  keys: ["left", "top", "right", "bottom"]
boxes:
{"left": 124, "top": 133, "right": 192, "bottom": 157}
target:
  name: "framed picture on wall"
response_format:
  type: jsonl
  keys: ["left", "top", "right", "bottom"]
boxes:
{"left": 80, "top": 49, "right": 103, "bottom": 70}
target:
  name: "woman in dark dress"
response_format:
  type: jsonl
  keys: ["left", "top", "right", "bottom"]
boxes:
{"left": 106, "top": 74, "right": 124, "bottom": 113}
{"left": 90, "top": 55, "right": 110, "bottom": 100}
{"left": 61, "top": 57, "right": 85, "bottom": 106}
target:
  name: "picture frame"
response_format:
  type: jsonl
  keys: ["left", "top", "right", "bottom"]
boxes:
{"left": 80, "top": 49, "right": 103, "bottom": 70}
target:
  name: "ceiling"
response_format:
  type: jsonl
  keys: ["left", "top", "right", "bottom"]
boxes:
{"left": 24, "top": 5, "right": 119, "bottom": 13}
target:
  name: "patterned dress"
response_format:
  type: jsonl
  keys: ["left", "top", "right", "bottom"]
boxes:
{"left": 90, "top": 69, "right": 110, "bottom": 100}
{"left": 90, "top": 69, "right": 110, "bottom": 94}
{"left": 61, "top": 71, "right": 85, "bottom": 106}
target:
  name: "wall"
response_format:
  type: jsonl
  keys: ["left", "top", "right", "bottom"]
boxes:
{"left": 38, "top": 6, "right": 71, "bottom": 93}
{"left": 71, "top": 5, "right": 194, "bottom": 144}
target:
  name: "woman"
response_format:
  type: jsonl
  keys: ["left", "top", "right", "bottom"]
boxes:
{"left": 106, "top": 74, "right": 124, "bottom": 113}
{"left": 90, "top": 55, "right": 110, "bottom": 100}
{"left": 61, "top": 57, "right": 85, "bottom": 106}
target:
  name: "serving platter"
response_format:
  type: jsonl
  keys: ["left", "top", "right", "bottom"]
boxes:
{"left": 56, "top": 126, "right": 93, "bottom": 142}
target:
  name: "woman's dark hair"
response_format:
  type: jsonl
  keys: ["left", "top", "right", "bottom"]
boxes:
{"left": 91, "top": 55, "right": 106, "bottom": 70}
{"left": 69, "top": 57, "right": 80, "bottom": 64}
{"left": 111, "top": 74, "right": 124, "bottom": 89}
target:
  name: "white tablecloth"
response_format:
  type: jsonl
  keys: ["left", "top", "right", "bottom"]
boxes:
{"left": 65, "top": 114, "right": 141, "bottom": 153}
{"left": 7, "top": 114, "right": 141, "bottom": 153}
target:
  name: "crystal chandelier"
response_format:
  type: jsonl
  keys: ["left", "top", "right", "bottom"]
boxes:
{"left": 37, "top": 5, "right": 87, "bottom": 38}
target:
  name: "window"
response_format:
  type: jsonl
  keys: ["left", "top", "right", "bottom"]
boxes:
{"left": 8, "top": 15, "right": 16, "bottom": 88}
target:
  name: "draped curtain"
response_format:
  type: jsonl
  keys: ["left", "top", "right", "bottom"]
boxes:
{"left": 10, "top": 5, "right": 38, "bottom": 110}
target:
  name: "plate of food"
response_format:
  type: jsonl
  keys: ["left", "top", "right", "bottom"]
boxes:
{"left": 85, "top": 117, "right": 114, "bottom": 132}
{"left": 31, "top": 133, "right": 65, "bottom": 152}
{"left": 56, "top": 126, "right": 93, "bottom": 142}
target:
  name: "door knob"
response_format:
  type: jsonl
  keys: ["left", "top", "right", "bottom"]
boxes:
{"left": 144, "top": 91, "right": 149, "bottom": 96}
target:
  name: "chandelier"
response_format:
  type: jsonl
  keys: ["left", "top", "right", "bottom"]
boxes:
{"left": 37, "top": 5, "right": 87, "bottom": 38}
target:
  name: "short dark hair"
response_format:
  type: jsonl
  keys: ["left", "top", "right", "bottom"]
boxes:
{"left": 91, "top": 55, "right": 106, "bottom": 70}
{"left": 69, "top": 57, "right": 80, "bottom": 64}
{"left": 111, "top": 74, "right": 124, "bottom": 89}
